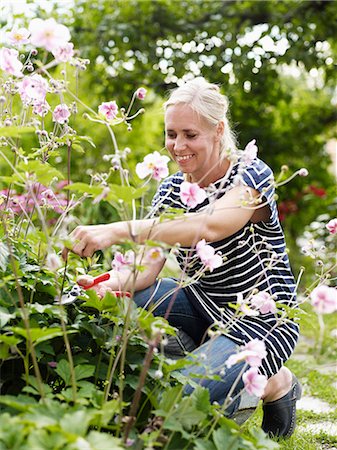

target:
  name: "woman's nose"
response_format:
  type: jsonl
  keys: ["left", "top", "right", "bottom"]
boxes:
{"left": 174, "top": 136, "right": 187, "bottom": 151}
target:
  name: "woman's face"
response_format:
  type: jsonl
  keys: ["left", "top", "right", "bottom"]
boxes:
{"left": 165, "top": 103, "right": 222, "bottom": 185}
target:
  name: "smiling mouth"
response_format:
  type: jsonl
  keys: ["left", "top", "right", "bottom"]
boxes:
{"left": 175, "top": 154, "right": 195, "bottom": 162}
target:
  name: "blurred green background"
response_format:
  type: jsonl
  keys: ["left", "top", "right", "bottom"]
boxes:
{"left": 1, "top": 0, "right": 336, "bottom": 284}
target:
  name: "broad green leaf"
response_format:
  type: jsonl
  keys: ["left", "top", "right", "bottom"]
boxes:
{"left": 10, "top": 326, "right": 77, "bottom": 345}
{"left": 75, "top": 135, "right": 96, "bottom": 148}
{"left": 86, "top": 431, "right": 124, "bottom": 450}
{"left": 0, "top": 126, "right": 35, "bottom": 137}
{"left": 91, "top": 399, "right": 119, "bottom": 427}
{"left": 72, "top": 143, "right": 85, "bottom": 153}
{"left": 164, "top": 397, "right": 206, "bottom": 430}
{"left": 55, "top": 359, "right": 72, "bottom": 386}
{"left": 74, "top": 364, "right": 95, "bottom": 381}
{"left": 194, "top": 440, "right": 217, "bottom": 450}
{"left": 0, "top": 394, "right": 37, "bottom": 411}
{"left": 192, "top": 386, "right": 211, "bottom": 415}
{"left": 0, "top": 343, "right": 9, "bottom": 359}
{"left": 26, "top": 429, "right": 67, "bottom": 450}
{"left": 59, "top": 410, "right": 92, "bottom": 436}
{"left": 213, "top": 428, "right": 240, "bottom": 450}
{"left": 158, "top": 386, "right": 183, "bottom": 413}
{"left": 0, "top": 335, "right": 21, "bottom": 346}
{"left": 16, "top": 160, "right": 64, "bottom": 185}
{"left": 0, "top": 307, "right": 15, "bottom": 328}
{"left": 63, "top": 182, "right": 103, "bottom": 196}
{"left": 249, "top": 428, "right": 280, "bottom": 449}
{"left": 106, "top": 184, "right": 148, "bottom": 202}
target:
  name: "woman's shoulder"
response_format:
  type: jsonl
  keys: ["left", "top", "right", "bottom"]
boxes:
{"left": 239, "top": 157, "right": 274, "bottom": 185}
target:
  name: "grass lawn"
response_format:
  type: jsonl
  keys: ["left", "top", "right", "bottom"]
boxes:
{"left": 242, "top": 307, "right": 337, "bottom": 449}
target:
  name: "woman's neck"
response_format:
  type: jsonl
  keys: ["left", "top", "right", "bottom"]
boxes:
{"left": 189, "top": 158, "right": 231, "bottom": 187}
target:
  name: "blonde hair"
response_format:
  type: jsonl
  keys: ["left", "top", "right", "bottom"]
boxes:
{"left": 164, "top": 77, "right": 237, "bottom": 160}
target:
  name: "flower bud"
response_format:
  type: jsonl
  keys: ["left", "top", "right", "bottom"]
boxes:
{"left": 299, "top": 168, "right": 308, "bottom": 177}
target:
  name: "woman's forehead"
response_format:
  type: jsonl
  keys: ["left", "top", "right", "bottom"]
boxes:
{"left": 165, "top": 104, "right": 208, "bottom": 129}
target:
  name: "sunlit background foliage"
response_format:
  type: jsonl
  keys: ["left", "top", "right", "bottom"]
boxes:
{"left": 2, "top": 0, "right": 336, "bottom": 284}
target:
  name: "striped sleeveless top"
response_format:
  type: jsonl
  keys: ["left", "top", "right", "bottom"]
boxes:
{"left": 151, "top": 158, "right": 299, "bottom": 377}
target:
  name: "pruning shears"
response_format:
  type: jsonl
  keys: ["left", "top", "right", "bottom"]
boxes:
{"left": 57, "top": 273, "right": 131, "bottom": 305}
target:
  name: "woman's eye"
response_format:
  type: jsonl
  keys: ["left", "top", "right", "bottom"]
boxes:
{"left": 186, "top": 134, "right": 197, "bottom": 139}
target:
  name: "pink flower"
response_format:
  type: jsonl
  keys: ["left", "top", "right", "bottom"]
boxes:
{"left": 242, "top": 367, "right": 268, "bottom": 397}
{"left": 32, "top": 100, "right": 50, "bottom": 117}
{"left": 250, "top": 291, "right": 277, "bottom": 314}
{"left": 29, "top": 18, "right": 71, "bottom": 52}
{"left": 299, "top": 168, "right": 309, "bottom": 177}
{"left": 111, "top": 251, "right": 134, "bottom": 272}
{"left": 7, "top": 27, "right": 30, "bottom": 46}
{"left": 237, "top": 294, "right": 259, "bottom": 316}
{"left": 326, "top": 218, "right": 337, "bottom": 234}
{"left": 98, "top": 100, "right": 118, "bottom": 121}
{"left": 311, "top": 285, "right": 337, "bottom": 314}
{"left": 179, "top": 181, "right": 207, "bottom": 208}
{"left": 18, "top": 74, "right": 48, "bottom": 103}
{"left": 0, "top": 47, "right": 23, "bottom": 77}
{"left": 48, "top": 361, "right": 57, "bottom": 368}
{"left": 241, "top": 139, "right": 258, "bottom": 166}
{"left": 196, "top": 239, "right": 223, "bottom": 272}
{"left": 225, "top": 338, "right": 267, "bottom": 368}
{"left": 52, "top": 42, "right": 74, "bottom": 62}
{"left": 52, "top": 104, "right": 70, "bottom": 124}
{"left": 136, "top": 87, "right": 147, "bottom": 100}
{"left": 136, "top": 151, "right": 170, "bottom": 181}
{"left": 145, "top": 247, "right": 164, "bottom": 263}
{"left": 244, "top": 339, "right": 267, "bottom": 366}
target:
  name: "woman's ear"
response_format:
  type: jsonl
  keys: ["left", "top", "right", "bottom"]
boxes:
{"left": 216, "top": 121, "right": 224, "bottom": 141}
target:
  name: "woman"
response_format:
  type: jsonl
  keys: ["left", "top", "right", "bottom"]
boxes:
{"left": 63, "top": 78, "right": 301, "bottom": 438}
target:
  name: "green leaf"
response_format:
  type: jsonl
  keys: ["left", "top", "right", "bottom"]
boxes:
{"left": 59, "top": 410, "right": 92, "bottom": 436}
{"left": 0, "top": 394, "right": 37, "bottom": 411}
{"left": 16, "top": 160, "right": 64, "bottom": 185}
{"left": 0, "top": 334, "right": 21, "bottom": 346}
{"left": 72, "top": 143, "right": 85, "bottom": 153}
{"left": 0, "top": 343, "right": 9, "bottom": 359}
{"left": 0, "top": 307, "right": 15, "bottom": 328}
{"left": 55, "top": 359, "right": 72, "bottom": 386}
{"left": 194, "top": 440, "right": 217, "bottom": 450}
{"left": 10, "top": 326, "right": 77, "bottom": 345}
{"left": 106, "top": 184, "right": 149, "bottom": 202}
{"left": 75, "top": 135, "right": 96, "bottom": 148}
{"left": 0, "top": 126, "right": 35, "bottom": 137}
{"left": 86, "top": 431, "right": 124, "bottom": 449}
{"left": 63, "top": 182, "right": 103, "bottom": 196}
{"left": 213, "top": 428, "right": 240, "bottom": 450}
{"left": 82, "top": 289, "right": 104, "bottom": 311}
{"left": 249, "top": 428, "right": 280, "bottom": 449}
{"left": 74, "top": 364, "right": 95, "bottom": 381}
{"left": 192, "top": 386, "right": 211, "bottom": 415}
{"left": 158, "top": 386, "right": 183, "bottom": 413}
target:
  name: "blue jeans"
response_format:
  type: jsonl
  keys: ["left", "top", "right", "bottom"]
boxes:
{"left": 134, "top": 278, "right": 246, "bottom": 416}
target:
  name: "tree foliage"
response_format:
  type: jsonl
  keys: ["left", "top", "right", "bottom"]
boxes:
{"left": 2, "top": 0, "right": 336, "bottom": 264}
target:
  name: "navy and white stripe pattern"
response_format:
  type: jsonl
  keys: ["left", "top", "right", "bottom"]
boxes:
{"left": 151, "top": 158, "right": 299, "bottom": 377}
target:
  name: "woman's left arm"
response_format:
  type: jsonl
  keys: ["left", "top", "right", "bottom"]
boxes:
{"left": 62, "top": 186, "right": 259, "bottom": 258}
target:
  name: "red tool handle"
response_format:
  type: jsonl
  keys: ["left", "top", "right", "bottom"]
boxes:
{"left": 78, "top": 273, "right": 131, "bottom": 298}
{"left": 80, "top": 273, "right": 111, "bottom": 290}
{"left": 113, "top": 291, "right": 131, "bottom": 298}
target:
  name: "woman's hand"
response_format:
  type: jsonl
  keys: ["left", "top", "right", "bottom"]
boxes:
{"left": 62, "top": 222, "right": 125, "bottom": 259}
{"left": 77, "top": 273, "right": 118, "bottom": 299}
